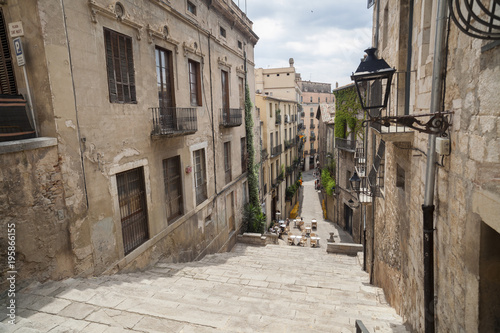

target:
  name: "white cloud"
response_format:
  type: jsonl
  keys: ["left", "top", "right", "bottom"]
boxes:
{"left": 243, "top": 0, "right": 375, "bottom": 88}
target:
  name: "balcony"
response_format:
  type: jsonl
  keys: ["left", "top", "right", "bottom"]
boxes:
{"left": 298, "top": 123, "right": 304, "bottom": 130}
{"left": 310, "top": 149, "right": 317, "bottom": 155}
{"left": 220, "top": 108, "right": 243, "bottom": 127}
{"left": 271, "top": 144, "right": 282, "bottom": 157}
{"left": 304, "top": 150, "right": 309, "bottom": 155}
{"left": 300, "top": 111, "right": 305, "bottom": 117}
{"left": 261, "top": 148, "right": 269, "bottom": 161}
{"left": 284, "top": 139, "right": 296, "bottom": 150}
{"left": 310, "top": 135, "right": 316, "bottom": 141}
{"left": 275, "top": 113, "right": 282, "bottom": 125}
{"left": 310, "top": 124, "right": 315, "bottom": 129}
{"left": 286, "top": 165, "right": 293, "bottom": 175}
{"left": 335, "top": 137, "right": 356, "bottom": 152}
{"left": 151, "top": 107, "right": 197, "bottom": 137}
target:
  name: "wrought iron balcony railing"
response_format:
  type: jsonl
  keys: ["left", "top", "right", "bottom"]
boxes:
{"left": 284, "top": 139, "right": 296, "bottom": 150}
{"left": 220, "top": 108, "right": 243, "bottom": 127}
{"left": 310, "top": 149, "right": 317, "bottom": 155}
{"left": 275, "top": 114, "right": 282, "bottom": 125}
{"left": 271, "top": 144, "right": 282, "bottom": 157}
{"left": 310, "top": 124, "right": 315, "bottom": 129}
{"left": 335, "top": 137, "right": 356, "bottom": 151}
{"left": 151, "top": 107, "right": 197, "bottom": 137}
{"left": 310, "top": 135, "right": 316, "bottom": 141}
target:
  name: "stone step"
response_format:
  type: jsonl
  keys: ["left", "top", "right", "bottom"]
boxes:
{"left": 3, "top": 243, "right": 409, "bottom": 332}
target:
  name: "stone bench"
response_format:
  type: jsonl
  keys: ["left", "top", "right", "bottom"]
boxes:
{"left": 327, "top": 242, "right": 363, "bottom": 256}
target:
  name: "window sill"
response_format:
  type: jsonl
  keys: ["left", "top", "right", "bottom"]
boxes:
{"left": 0, "top": 137, "right": 57, "bottom": 155}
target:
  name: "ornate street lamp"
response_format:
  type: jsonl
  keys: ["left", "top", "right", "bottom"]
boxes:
{"left": 351, "top": 48, "right": 395, "bottom": 113}
{"left": 349, "top": 171, "right": 361, "bottom": 193}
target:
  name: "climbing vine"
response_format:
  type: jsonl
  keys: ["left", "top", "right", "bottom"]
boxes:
{"left": 333, "top": 85, "right": 364, "bottom": 139}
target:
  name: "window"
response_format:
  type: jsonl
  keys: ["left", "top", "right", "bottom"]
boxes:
{"left": 194, "top": 149, "right": 207, "bottom": 205}
{"left": 311, "top": 142, "right": 314, "bottom": 150}
{"left": 187, "top": 1, "right": 196, "bottom": 15}
{"left": 188, "top": 59, "right": 202, "bottom": 106}
{"left": 221, "top": 70, "right": 229, "bottom": 111}
{"left": 163, "top": 156, "right": 183, "bottom": 222}
{"left": 318, "top": 97, "right": 320, "bottom": 103}
{"left": 239, "top": 77, "right": 244, "bottom": 109}
{"left": 238, "top": 40, "right": 243, "bottom": 49}
{"left": 117, "top": 167, "right": 149, "bottom": 255}
{"left": 226, "top": 192, "right": 235, "bottom": 231}
{"left": 241, "top": 137, "right": 247, "bottom": 172}
{"left": 224, "top": 142, "right": 232, "bottom": 184}
{"left": 0, "top": 10, "right": 17, "bottom": 95}
{"left": 220, "top": 26, "right": 226, "bottom": 38}
{"left": 155, "top": 47, "right": 175, "bottom": 108}
{"left": 104, "top": 28, "right": 136, "bottom": 103}
{"left": 346, "top": 170, "right": 351, "bottom": 190}
{"left": 396, "top": 164, "right": 405, "bottom": 190}
{"left": 310, "top": 96, "right": 312, "bottom": 102}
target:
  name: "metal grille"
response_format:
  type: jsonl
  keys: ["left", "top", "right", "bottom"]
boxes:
{"left": 220, "top": 108, "right": 243, "bottom": 127}
{"left": 117, "top": 167, "right": 149, "bottom": 255}
{"left": 224, "top": 142, "right": 232, "bottom": 184}
{"left": 163, "top": 156, "right": 183, "bottom": 222}
{"left": 151, "top": 107, "right": 198, "bottom": 136}
{"left": 194, "top": 149, "right": 207, "bottom": 205}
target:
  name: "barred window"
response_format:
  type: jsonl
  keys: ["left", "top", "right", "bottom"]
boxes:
{"left": 163, "top": 156, "right": 183, "bottom": 222}
{"left": 194, "top": 149, "right": 207, "bottom": 205}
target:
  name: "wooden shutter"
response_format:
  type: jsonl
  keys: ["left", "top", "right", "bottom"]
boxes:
{"left": 0, "top": 9, "right": 17, "bottom": 95}
{"left": 104, "top": 29, "right": 117, "bottom": 102}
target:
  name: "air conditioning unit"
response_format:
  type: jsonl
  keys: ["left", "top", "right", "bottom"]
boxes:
{"left": 256, "top": 89, "right": 262, "bottom": 94}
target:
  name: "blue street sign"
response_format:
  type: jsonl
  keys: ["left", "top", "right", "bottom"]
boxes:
{"left": 13, "top": 37, "right": 25, "bottom": 67}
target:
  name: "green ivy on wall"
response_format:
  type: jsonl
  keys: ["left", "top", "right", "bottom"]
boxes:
{"left": 333, "top": 85, "right": 364, "bottom": 139}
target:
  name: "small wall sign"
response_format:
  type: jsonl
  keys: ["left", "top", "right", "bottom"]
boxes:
{"left": 8, "top": 21, "right": 24, "bottom": 38}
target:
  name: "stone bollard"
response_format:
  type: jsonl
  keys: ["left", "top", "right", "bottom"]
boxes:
{"left": 328, "top": 232, "right": 335, "bottom": 243}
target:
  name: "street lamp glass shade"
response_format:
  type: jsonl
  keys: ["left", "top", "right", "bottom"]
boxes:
{"left": 351, "top": 48, "right": 395, "bottom": 111}
{"left": 349, "top": 172, "right": 361, "bottom": 193}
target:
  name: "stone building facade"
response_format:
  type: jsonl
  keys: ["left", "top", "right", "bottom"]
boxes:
{"left": 355, "top": 0, "right": 500, "bottom": 331}
{"left": 300, "top": 81, "right": 335, "bottom": 171}
{"left": 256, "top": 95, "right": 300, "bottom": 226}
{"left": 0, "top": 0, "right": 258, "bottom": 289}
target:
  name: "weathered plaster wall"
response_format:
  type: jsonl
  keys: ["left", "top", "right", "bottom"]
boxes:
{"left": 0, "top": 145, "right": 74, "bottom": 291}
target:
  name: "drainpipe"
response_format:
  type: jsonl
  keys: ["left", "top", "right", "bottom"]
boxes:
{"left": 207, "top": 34, "right": 217, "bottom": 195}
{"left": 404, "top": 0, "right": 414, "bottom": 115}
{"left": 423, "top": 1, "right": 448, "bottom": 332}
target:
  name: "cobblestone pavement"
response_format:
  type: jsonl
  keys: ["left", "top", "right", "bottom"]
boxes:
{"left": 1, "top": 171, "right": 409, "bottom": 333}
{"left": 291, "top": 169, "right": 354, "bottom": 247}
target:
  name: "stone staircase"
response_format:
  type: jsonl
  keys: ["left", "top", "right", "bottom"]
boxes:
{"left": 1, "top": 243, "right": 409, "bottom": 332}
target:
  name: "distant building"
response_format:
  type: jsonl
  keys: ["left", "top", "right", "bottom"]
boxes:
{"left": 255, "top": 59, "right": 301, "bottom": 224}
{"left": 0, "top": 0, "right": 258, "bottom": 287}
{"left": 299, "top": 80, "right": 335, "bottom": 171}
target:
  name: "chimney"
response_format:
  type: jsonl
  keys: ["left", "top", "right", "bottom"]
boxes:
{"left": 289, "top": 58, "right": 294, "bottom": 67}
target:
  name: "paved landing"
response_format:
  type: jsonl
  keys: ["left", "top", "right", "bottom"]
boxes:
{"left": 1, "top": 243, "right": 408, "bottom": 332}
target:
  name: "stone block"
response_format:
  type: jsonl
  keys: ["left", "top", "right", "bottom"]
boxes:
{"left": 327, "top": 243, "right": 363, "bottom": 256}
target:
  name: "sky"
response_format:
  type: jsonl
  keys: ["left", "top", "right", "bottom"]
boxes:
{"left": 236, "top": 0, "right": 374, "bottom": 88}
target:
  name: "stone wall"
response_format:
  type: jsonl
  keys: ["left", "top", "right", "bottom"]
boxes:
{"left": 0, "top": 141, "right": 74, "bottom": 291}
{"left": 368, "top": 0, "right": 500, "bottom": 331}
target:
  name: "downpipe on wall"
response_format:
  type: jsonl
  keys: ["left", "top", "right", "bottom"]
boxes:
{"left": 422, "top": 0, "right": 448, "bottom": 332}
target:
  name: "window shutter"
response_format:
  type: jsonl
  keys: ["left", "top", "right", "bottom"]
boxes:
{"left": 0, "top": 9, "right": 17, "bottom": 95}
{"left": 126, "top": 38, "right": 136, "bottom": 102}
{"left": 104, "top": 29, "right": 117, "bottom": 103}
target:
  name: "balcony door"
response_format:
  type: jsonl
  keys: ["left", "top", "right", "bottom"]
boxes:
{"left": 221, "top": 70, "right": 229, "bottom": 123}
{"left": 155, "top": 47, "right": 175, "bottom": 129}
